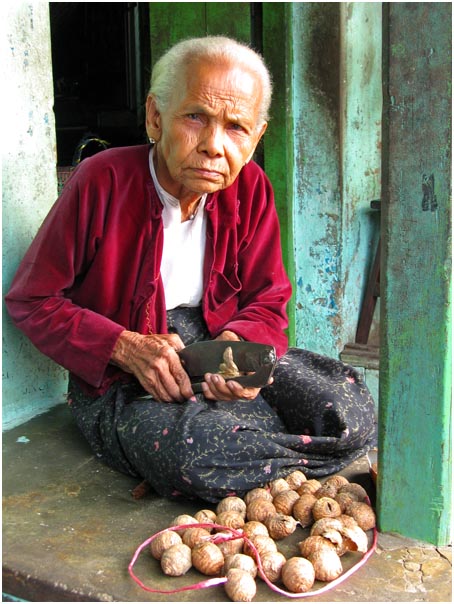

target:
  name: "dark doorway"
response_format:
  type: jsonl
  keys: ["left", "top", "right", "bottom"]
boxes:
{"left": 49, "top": 2, "right": 150, "bottom": 166}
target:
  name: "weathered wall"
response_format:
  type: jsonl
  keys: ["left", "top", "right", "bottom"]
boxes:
{"left": 378, "top": 1, "right": 451, "bottom": 546}
{"left": 2, "top": 2, "right": 68, "bottom": 430}
{"left": 262, "top": 3, "right": 381, "bottom": 406}
{"left": 289, "top": 2, "right": 382, "bottom": 356}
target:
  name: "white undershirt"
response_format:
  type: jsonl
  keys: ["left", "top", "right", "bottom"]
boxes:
{"left": 149, "top": 147, "right": 207, "bottom": 310}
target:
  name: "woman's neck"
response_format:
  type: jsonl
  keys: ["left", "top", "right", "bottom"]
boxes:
{"left": 153, "top": 146, "right": 202, "bottom": 215}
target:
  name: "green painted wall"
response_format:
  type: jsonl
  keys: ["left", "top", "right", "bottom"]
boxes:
{"left": 378, "top": 2, "right": 452, "bottom": 545}
{"left": 339, "top": 3, "right": 382, "bottom": 347}
{"left": 261, "top": 3, "right": 296, "bottom": 344}
{"left": 149, "top": 2, "right": 252, "bottom": 52}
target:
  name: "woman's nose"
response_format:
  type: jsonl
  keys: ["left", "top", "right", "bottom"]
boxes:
{"left": 198, "top": 124, "right": 224, "bottom": 157}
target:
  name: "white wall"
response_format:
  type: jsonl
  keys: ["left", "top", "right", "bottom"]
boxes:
{"left": 2, "top": 1, "right": 68, "bottom": 429}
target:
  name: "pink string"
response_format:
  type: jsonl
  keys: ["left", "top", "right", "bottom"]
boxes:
{"left": 128, "top": 515, "right": 378, "bottom": 599}
{"left": 128, "top": 523, "right": 234, "bottom": 593}
{"left": 252, "top": 522, "right": 378, "bottom": 598}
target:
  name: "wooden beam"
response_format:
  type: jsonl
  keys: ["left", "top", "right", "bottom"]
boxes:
{"left": 262, "top": 3, "right": 296, "bottom": 345}
{"left": 149, "top": 3, "right": 251, "bottom": 64}
{"left": 378, "top": 2, "right": 452, "bottom": 545}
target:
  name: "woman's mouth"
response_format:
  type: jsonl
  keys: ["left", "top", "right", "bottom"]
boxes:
{"left": 192, "top": 167, "right": 223, "bottom": 180}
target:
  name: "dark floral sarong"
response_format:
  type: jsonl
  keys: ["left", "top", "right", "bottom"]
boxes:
{"left": 68, "top": 307, "right": 377, "bottom": 502}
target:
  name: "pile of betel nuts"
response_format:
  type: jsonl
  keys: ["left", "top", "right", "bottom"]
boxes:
{"left": 149, "top": 470, "right": 376, "bottom": 602}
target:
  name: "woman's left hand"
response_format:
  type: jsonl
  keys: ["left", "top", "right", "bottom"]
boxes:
{"left": 202, "top": 330, "right": 273, "bottom": 400}
{"left": 200, "top": 373, "right": 265, "bottom": 401}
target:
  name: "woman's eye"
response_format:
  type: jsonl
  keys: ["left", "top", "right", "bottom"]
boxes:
{"left": 187, "top": 113, "right": 200, "bottom": 121}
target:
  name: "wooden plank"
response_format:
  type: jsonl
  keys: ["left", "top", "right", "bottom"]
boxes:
{"left": 356, "top": 239, "right": 381, "bottom": 344}
{"left": 149, "top": 3, "right": 251, "bottom": 64}
{"left": 205, "top": 3, "right": 251, "bottom": 42}
{"left": 340, "top": 343, "right": 380, "bottom": 370}
{"left": 378, "top": 2, "right": 452, "bottom": 545}
{"left": 262, "top": 3, "right": 296, "bottom": 345}
{"left": 149, "top": 3, "right": 206, "bottom": 63}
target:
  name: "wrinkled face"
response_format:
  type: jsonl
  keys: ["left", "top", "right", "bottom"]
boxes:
{"left": 146, "top": 58, "right": 267, "bottom": 198}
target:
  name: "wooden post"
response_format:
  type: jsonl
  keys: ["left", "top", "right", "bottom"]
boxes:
{"left": 149, "top": 2, "right": 251, "bottom": 63}
{"left": 262, "top": 3, "right": 296, "bottom": 346}
{"left": 378, "top": 2, "right": 452, "bottom": 545}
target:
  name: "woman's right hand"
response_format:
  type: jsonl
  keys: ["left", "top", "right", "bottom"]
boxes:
{"left": 110, "top": 330, "right": 194, "bottom": 402}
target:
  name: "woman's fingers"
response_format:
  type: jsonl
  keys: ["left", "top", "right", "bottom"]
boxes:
{"left": 140, "top": 346, "right": 194, "bottom": 402}
{"left": 201, "top": 373, "right": 260, "bottom": 401}
{"left": 112, "top": 331, "right": 193, "bottom": 402}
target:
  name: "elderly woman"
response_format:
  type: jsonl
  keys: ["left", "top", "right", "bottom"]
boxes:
{"left": 5, "top": 36, "right": 376, "bottom": 502}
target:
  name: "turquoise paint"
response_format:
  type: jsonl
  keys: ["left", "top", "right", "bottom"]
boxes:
{"left": 339, "top": 3, "right": 382, "bottom": 346}
{"left": 2, "top": 594, "right": 28, "bottom": 603}
{"left": 288, "top": 3, "right": 341, "bottom": 354}
{"left": 378, "top": 2, "right": 451, "bottom": 545}
{"left": 364, "top": 368, "right": 379, "bottom": 415}
{"left": 289, "top": 3, "right": 382, "bottom": 356}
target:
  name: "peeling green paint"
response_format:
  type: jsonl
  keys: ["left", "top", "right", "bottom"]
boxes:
{"left": 378, "top": 1, "right": 452, "bottom": 546}
{"left": 391, "top": 42, "right": 406, "bottom": 58}
{"left": 279, "top": 3, "right": 382, "bottom": 356}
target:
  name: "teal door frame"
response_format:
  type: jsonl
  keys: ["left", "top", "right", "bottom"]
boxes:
{"left": 377, "top": 1, "right": 451, "bottom": 545}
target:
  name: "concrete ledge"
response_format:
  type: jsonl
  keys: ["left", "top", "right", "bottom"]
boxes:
{"left": 2, "top": 404, "right": 451, "bottom": 602}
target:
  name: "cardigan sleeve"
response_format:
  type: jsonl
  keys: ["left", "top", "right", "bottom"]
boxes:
{"left": 4, "top": 163, "right": 126, "bottom": 388}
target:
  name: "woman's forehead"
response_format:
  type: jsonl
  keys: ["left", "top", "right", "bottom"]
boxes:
{"left": 172, "top": 60, "right": 263, "bottom": 119}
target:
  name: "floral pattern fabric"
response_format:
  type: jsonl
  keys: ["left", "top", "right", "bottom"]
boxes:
{"left": 68, "top": 307, "right": 377, "bottom": 502}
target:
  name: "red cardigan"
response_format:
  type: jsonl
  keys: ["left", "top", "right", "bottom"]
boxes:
{"left": 5, "top": 145, "right": 292, "bottom": 396}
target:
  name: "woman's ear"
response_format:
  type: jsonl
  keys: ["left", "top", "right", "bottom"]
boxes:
{"left": 145, "top": 95, "right": 162, "bottom": 142}
{"left": 245, "top": 121, "right": 268, "bottom": 164}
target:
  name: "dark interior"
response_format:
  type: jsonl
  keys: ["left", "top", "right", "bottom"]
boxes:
{"left": 49, "top": 2, "right": 150, "bottom": 166}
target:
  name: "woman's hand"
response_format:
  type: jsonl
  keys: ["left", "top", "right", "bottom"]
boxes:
{"left": 200, "top": 330, "right": 273, "bottom": 401}
{"left": 200, "top": 373, "right": 264, "bottom": 401}
{"left": 111, "top": 330, "right": 194, "bottom": 402}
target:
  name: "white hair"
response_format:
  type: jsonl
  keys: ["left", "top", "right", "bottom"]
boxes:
{"left": 149, "top": 36, "right": 272, "bottom": 124}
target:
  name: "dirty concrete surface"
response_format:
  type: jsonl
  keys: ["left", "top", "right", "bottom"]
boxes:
{"left": 2, "top": 404, "right": 452, "bottom": 602}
